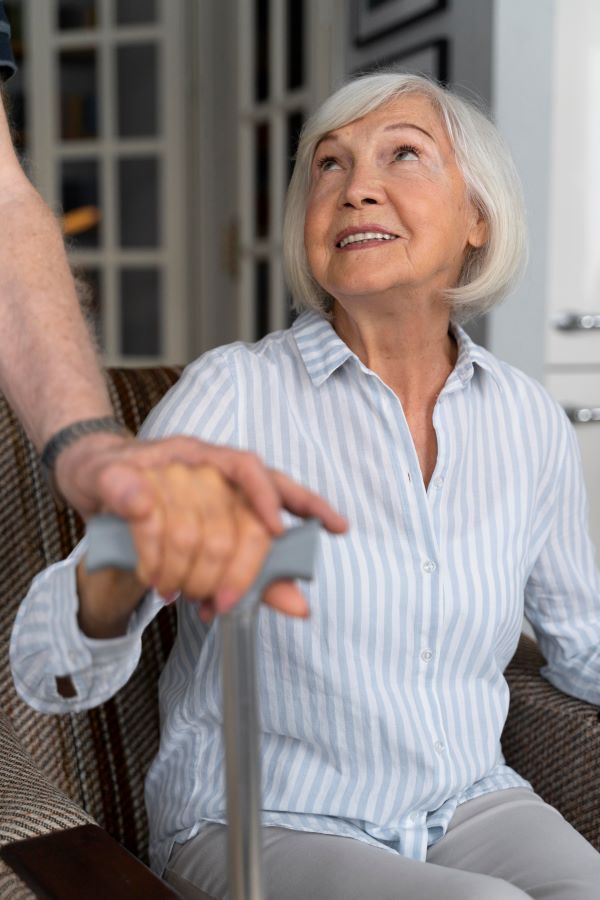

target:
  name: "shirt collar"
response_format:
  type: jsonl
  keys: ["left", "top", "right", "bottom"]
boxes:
{"left": 451, "top": 323, "right": 504, "bottom": 391}
{"left": 293, "top": 309, "right": 504, "bottom": 391}
{"left": 293, "top": 311, "right": 354, "bottom": 386}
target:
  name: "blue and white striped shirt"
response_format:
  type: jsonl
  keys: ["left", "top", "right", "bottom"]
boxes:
{"left": 10, "top": 310, "right": 600, "bottom": 874}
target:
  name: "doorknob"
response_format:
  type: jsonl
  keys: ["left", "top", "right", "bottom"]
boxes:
{"left": 564, "top": 406, "right": 600, "bottom": 424}
{"left": 553, "top": 312, "right": 600, "bottom": 330}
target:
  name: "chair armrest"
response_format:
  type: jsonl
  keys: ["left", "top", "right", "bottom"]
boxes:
{"left": 0, "top": 825, "right": 182, "bottom": 899}
{"left": 503, "top": 634, "right": 600, "bottom": 850}
{"left": 0, "top": 710, "right": 93, "bottom": 897}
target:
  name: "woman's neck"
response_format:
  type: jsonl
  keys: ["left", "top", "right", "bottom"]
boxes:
{"left": 332, "top": 299, "right": 457, "bottom": 409}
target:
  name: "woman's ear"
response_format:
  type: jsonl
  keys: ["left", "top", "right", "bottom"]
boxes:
{"left": 467, "top": 208, "right": 489, "bottom": 249}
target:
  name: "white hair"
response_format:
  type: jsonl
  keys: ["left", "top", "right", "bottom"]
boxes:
{"left": 283, "top": 71, "right": 527, "bottom": 323}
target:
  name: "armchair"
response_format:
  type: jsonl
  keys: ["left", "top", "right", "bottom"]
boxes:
{"left": 0, "top": 366, "right": 598, "bottom": 897}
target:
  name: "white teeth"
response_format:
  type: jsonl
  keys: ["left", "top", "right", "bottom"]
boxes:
{"left": 338, "top": 231, "right": 397, "bottom": 248}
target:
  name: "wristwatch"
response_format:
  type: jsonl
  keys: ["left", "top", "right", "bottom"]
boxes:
{"left": 40, "top": 417, "right": 132, "bottom": 503}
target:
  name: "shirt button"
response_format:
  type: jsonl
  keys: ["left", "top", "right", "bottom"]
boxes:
{"left": 421, "top": 649, "right": 433, "bottom": 662}
{"left": 433, "top": 476, "right": 444, "bottom": 489}
{"left": 422, "top": 559, "right": 437, "bottom": 574}
{"left": 434, "top": 741, "right": 446, "bottom": 754}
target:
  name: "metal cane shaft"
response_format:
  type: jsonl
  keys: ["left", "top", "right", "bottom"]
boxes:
{"left": 221, "top": 592, "right": 264, "bottom": 900}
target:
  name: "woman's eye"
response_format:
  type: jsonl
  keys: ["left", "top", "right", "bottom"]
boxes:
{"left": 394, "top": 145, "right": 419, "bottom": 162}
{"left": 316, "top": 156, "right": 340, "bottom": 172}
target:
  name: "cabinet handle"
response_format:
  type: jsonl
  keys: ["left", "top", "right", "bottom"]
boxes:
{"left": 564, "top": 406, "right": 600, "bottom": 423}
{"left": 553, "top": 312, "right": 600, "bottom": 331}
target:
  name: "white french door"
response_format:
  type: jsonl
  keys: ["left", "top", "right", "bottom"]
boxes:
{"left": 234, "top": 0, "right": 344, "bottom": 342}
{"left": 26, "top": 0, "right": 188, "bottom": 366}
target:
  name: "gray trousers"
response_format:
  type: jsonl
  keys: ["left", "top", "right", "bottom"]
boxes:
{"left": 164, "top": 789, "right": 600, "bottom": 899}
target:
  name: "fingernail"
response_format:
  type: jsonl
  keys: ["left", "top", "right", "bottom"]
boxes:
{"left": 215, "top": 588, "right": 241, "bottom": 613}
{"left": 198, "top": 605, "right": 213, "bottom": 624}
{"left": 163, "top": 591, "right": 179, "bottom": 605}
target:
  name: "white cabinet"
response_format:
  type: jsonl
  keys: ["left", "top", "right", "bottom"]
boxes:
{"left": 545, "top": 0, "right": 600, "bottom": 554}
{"left": 490, "top": 0, "right": 600, "bottom": 557}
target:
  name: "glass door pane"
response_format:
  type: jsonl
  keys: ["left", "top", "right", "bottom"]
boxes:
{"left": 120, "top": 268, "right": 161, "bottom": 356}
{"left": 115, "top": 0, "right": 157, "bottom": 25}
{"left": 58, "top": 0, "right": 97, "bottom": 30}
{"left": 118, "top": 157, "right": 160, "bottom": 247}
{"left": 116, "top": 44, "right": 158, "bottom": 137}
{"left": 61, "top": 158, "right": 101, "bottom": 247}
{"left": 287, "top": 0, "right": 304, "bottom": 90}
{"left": 60, "top": 48, "right": 99, "bottom": 140}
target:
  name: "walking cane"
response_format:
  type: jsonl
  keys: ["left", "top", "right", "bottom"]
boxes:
{"left": 86, "top": 515, "right": 321, "bottom": 900}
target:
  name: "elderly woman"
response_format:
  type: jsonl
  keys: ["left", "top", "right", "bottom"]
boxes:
{"left": 10, "top": 73, "right": 600, "bottom": 899}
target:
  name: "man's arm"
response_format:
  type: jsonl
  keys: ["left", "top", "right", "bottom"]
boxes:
{"left": 0, "top": 91, "right": 114, "bottom": 449}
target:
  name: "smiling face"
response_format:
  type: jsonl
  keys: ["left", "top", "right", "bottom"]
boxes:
{"left": 304, "top": 93, "right": 488, "bottom": 311}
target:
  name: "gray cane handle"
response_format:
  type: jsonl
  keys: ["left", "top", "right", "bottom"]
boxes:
{"left": 85, "top": 514, "right": 137, "bottom": 572}
{"left": 85, "top": 514, "right": 320, "bottom": 584}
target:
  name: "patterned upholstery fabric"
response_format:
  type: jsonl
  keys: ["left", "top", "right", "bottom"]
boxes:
{"left": 504, "top": 635, "right": 600, "bottom": 848}
{"left": 0, "top": 363, "right": 598, "bottom": 895}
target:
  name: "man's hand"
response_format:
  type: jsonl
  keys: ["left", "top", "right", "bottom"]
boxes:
{"left": 55, "top": 432, "right": 346, "bottom": 534}
{"left": 61, "top": 436, "right": 347, "bottom": 632}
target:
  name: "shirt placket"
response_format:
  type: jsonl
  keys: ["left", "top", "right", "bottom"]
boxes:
{"left": 373, "top": 374, "right": 455, "bottom": 797}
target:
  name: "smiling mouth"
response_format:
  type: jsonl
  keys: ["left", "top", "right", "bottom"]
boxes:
{"left": 336, "top": 231, "right": 399, "bottom": 249}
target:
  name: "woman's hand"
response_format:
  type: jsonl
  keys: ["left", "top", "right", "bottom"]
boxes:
{"left": 76, "top": 461, "right": 347, "bottom": 638}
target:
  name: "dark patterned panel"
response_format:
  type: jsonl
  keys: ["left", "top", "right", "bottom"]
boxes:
{"left": 503, "top": 635, "right": 600, "bottom": 850}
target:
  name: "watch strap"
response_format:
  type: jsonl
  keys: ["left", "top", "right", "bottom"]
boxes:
{"left": 41, "top": 417, "right": 132, "bottom": 498}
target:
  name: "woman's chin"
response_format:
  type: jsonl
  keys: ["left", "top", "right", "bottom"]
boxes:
{"left": 326, "top": 280, "right": 401, "bottom": 303}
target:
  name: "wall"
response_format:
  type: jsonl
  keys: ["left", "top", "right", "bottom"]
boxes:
{"left": 347, "top": 0, "right": 493, "bottom": 100}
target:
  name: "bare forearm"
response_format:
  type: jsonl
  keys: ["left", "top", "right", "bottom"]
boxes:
{"left": 0, "top": 98, "right": 111, "bottom": 450}
{"left": 76, "top": 562, "right": 146, "bottom": 638}
{"left": 0, "top": 187, "right": 112, "bottom": 448}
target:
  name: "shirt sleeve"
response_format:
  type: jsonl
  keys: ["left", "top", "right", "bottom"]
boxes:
{"left": 10, "top": 350, "right": 237, "bottom": 714}
{"left": 9, "top": 538, "right": 164, "bottom": 714}
{"left": 524, "top": 413, "right": 600, "bottom": 706}
{"left": 0, "top": 1, "right": 17, "bottom": 82}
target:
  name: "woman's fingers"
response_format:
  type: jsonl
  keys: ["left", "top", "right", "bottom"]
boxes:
{"left": 128, "top": 464, "right": 272, "bottom": 604}
{"left": 128, "top": 474, "right": 167, "bottom": 588}
{"left": 211, "top": 501, "right": 272, "bottom": 613}
{"left": 199, "top": 581, "right": 308, "bottom": 623}
{"left": 149, "top": 464, "right": 205, "bottom": 596}
{"left": 181, "top": 469, "right": 245, "bottom": 600}
{"left": 107, "top": 461, "right": 320, "bottom": 619}
{"left": 263, "top": 581, "right": 309, "bottom": 617}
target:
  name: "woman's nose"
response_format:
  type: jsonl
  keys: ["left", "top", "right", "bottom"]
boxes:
{"left": 340, "top": 165, "right": 385, "bottom": 208}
